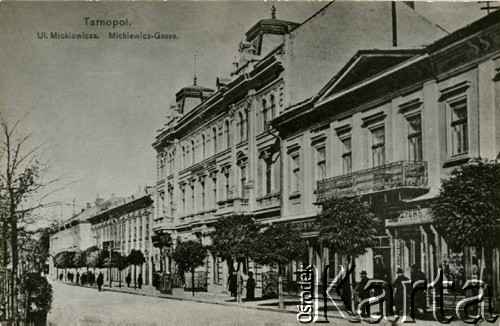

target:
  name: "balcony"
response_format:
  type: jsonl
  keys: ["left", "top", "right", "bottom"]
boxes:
{"left": 256, "top": 192, "right": 280, "bottom": 210}
{"left": 179, "top": 208, "right": 217, "bottom": 224}
{"left": 216, "top": 197, "right": 249, "bottom": 215}
{"left": 316, "top": 161, "right": 428, "bottom": 202}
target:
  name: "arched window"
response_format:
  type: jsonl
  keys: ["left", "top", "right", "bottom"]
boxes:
{"left": 191, "top": 140, "right": 195, "bottom": 164}
{"left": 212, "top": 127, "right": 218, "bottom": 154}
{"left": 224, "top": 120, "right": 230, "bottom": 149}
{"left": 201, "top": 134, "right": 206, "bottom": 159}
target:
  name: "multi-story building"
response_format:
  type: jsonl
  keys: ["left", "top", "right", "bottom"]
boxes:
{"left": 87, "top": 188, "right": 155, "bottom": 285}
{"left": 49, "top": 204, "right": 96, "bottom": 277}
{"left": 153, "top": 2, "right": 446, "bottom": 293}
{"left": 273, "top": 9, "right": 500, "bottom": 291}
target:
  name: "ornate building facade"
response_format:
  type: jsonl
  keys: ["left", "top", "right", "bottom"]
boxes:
{"left": 152, "top": 2, "right": 448, "bottom": 294}
{"left": 273, "top": 10, "right": 500, "bottom": 291}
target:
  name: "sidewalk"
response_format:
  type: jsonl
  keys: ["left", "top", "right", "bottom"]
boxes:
{"left": 55, "top": 280, "right": 492, "bottom": 325}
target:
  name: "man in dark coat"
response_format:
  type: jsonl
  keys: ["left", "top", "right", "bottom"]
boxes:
{"left": 96, "top": 272, "right": 104, "bottom": 292}
{"left": 246, "top": 272, "right": 256, "bottom": 301}
{"left": 356, "top": 271, "right": 371, "bottom": 317}
{"left": 410, "top": 264, "right": 427, "bottom": 317}
{"left": 137, "top": 274, "right": 143, "bottom": 289}
{"left": 393, "top": 268, "right": 410, "bottom": 316}
{"left": 228, "top": 271, "right": 237, "bottom": 298}
{"left": 76, "top": 272, "right": 80, "bottom": 284}
{"left": 126, "top": 273, "right": 132, "bottom": 288}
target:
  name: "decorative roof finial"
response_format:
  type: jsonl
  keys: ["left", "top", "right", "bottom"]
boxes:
{"left": 193, "top": 54, "right": 197, "bottom": 85}
{"left": 271, "top": 5, "right": 276, "bottom": 19}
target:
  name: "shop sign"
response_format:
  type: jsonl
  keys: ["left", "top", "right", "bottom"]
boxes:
{"left": 386, "top": 208, "right": 433, "bottom": 227}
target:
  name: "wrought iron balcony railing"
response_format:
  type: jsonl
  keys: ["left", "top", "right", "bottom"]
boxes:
{"left": 316, "top": 161, "right": 428, "bottom": 202}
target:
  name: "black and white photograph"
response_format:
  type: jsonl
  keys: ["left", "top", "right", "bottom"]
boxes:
{"left": 0, "top": 1, "right": 500, "bottom": 324}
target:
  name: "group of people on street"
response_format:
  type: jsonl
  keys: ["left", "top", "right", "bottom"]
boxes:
{"left": 125, "top": 273, "right": 143, "bottom": 289}
{"left": 341, "top": 264, "right": 428, "bottom": 318}
{"left": 228, "top": 270, "right": 256, "bottom": 301}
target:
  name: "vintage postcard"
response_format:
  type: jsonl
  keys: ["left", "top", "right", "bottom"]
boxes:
{"left": 0, "top": 1, "right": 499, "bottom": 325}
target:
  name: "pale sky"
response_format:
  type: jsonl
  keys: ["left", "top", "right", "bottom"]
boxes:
{"left": 0, "top": 1, "right": 487, "bottom": 221}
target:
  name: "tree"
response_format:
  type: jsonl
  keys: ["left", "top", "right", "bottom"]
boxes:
{"left": 127, "top": 249, "right": 146, "bottom": 289}
{"left": 210, "top": 214, "right": 260, "bottom": 273}
{"left": 109, "top": 252, "right": 129, "bottom": 288}
{"left": 317, "top": 195, "right": 377, "bottom": 310}
{"left": 252, "top": 223, "right": 307, "bottom": 308}
{"left": 74, "top": 250, "right": 87, "bottom": 272}
{"left": 172, "top": 240, "right": 207, "bottom": 297}
{"left": 84, "top": 246, "right": 101, "bottom": 271}
{"left": 21, "top": 272, "right": 53, "bottom": 324}
{"left": 432, "top": 159, "right": 500, "bottom": 282}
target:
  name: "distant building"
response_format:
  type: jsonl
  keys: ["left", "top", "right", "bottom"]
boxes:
{"left": 49, "top": 200, "right": 98, "bottom": 277}
{"left": 152, "top": 2, "right": 447, "bottom": 294}
{"left": 87, "top": 188, "right": 155, "bottom": 285}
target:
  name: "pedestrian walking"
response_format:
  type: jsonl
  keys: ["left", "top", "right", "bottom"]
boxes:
{"left": 126, "top": 273, "right": 132, "bottom": 288}
{"left": 81, "top": 273, "right": 86, "bottom": 286}
{"left": 356, "top": 271, "right": 371, "bottom": 317}
{"left": 59, "top": 273, "right": 63, "bottom": 281}
{"left": 393, "top": 268, "right": 410, "bottom": 316}
{"left": 97, "top": 272, "right": 104, "bottom": 292}
{"left": 138, "top": 274, "right": 143, "bottom": 289}
{"left": 246, "top": 272, "right": 256, "bottom": 301}
{"left": 228, "top": 271, "right": 237, "bottom": 298}
{"left": 76, "top": 272, "right": 80, "bottom": 284}
{"left": 410, "top": 264, "right": 427, "bottom": 317}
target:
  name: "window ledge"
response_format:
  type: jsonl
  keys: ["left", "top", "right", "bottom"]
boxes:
{"left": 289, "top": 192, "right": 301, "bottom": 200}
{"left": 443, "top": 154, "right": 470, "bottom": 168}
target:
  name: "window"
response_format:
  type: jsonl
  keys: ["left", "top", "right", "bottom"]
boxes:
{"left": 159, "top": 156, "right": 165, "bottom": 179}
{"left": 201, "top": 134, "right": 206, "bottom": 160}
{"left": 265, "top": 157, "right": 272, "bottom": 195}
{"left": 240, "top": 165, "right": 247, "bottom": 198}
{"left": 315, "top": 146, "right": 326, "bottom": 181}
{"left": 291, "top": 153, "right": 300, "bottom": 193}
{"left": 191, "top": 140, "right": 195, "bottom": 165}
{"left": 212, "top": 177, "right": 217, "bottom": 206}
{"left": 182, "top": 147, "right": 186, "bottom": 169}
{"left": 224, "top": 172, "right": 230, "bottom": 200}
{"left": 238, "top": 112, "right": 247, "bottom": 142}
{"left": 371, "top": 127, "right": 385, "bottom": 167}
{"left": 342, "top": 138, "right": 352, "bottom": 174}
{"left": 262, "top": 98, "right": 268, "bottom": 131}
{"left": 450, "top": 99, "right": 468, "bottom": 155}
{"left": 168, "top": 187, "right": 174, "bottom": 216}
{"left": 212, "top": 127, "right": 218, "bottom": 154}
{"left": 159, "top": 191, "right": 165, "bottom": 215}
{"left": 224, "top": 121, "right": 230, "bottom": 149}
{"left": 407, "top": 114, "right": 423, "bottom": 161}
{"left": 200, "top": 181, "right": 206, "bottom": 210}
{"left": 269, "top": 94, "right": 276, "bottom": 121}
{"left": 190, "top": 184, "right": 195, "bottom": 213}
{"left": 181, "top": 188, "right": 186, "bottom": 215}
